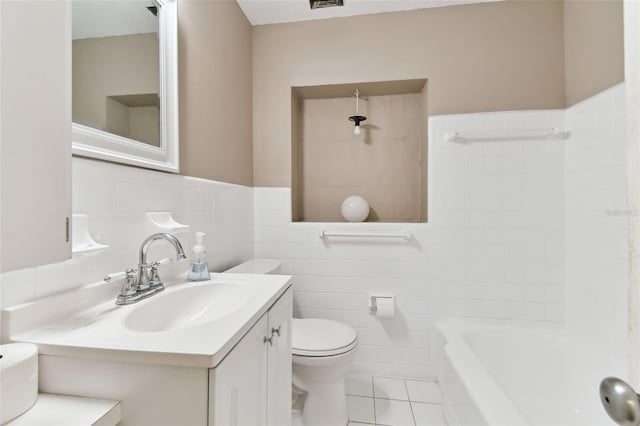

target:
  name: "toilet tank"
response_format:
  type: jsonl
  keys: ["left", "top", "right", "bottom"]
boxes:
{"left": 224, "top": 259, "right": 281, "bottom": 274}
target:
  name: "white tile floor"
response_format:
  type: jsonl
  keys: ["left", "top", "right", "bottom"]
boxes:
{"left": 346, "top": 375, "right": 446, "bottom": 426}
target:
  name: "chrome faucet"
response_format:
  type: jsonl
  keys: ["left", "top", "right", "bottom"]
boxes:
{"left": 137, "top": 233, "right": 187, "bottom": 291}
{"left": 104, "top": 233, "right": 187, "bottom": 305}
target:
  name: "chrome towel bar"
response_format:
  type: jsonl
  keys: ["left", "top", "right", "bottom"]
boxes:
{"left": 446, "top": 127, "right": 570, "bottom": 143}
{"left": 320, "top": 231, "right": 411, "bottom": 240}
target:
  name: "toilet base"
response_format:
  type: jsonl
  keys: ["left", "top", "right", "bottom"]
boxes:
{"left": 298, "top": 380, "right": 348, "bottom": 426}
{"left": 292, "top": 350, "right": 356, "bottom": 426}
{"left": 292, "top": 409, "right": 304, "bottom": 426}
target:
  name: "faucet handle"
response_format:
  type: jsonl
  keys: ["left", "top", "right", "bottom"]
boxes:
{"left": 104, "top": 271, "right": 124, "bottom": 283}
{"left": 105, "top": 267, "right": 138, "bottom": 296}
{"left": 149, "top": 262, "right": 162, "bottom": 287}
{"left": 148, "top": 259, "right": 172, "bottom": 290}
{"left": 104, "top": 267, "right": 137, "bottom": 283}
{"left": 147, "top": 257, "right": 175, "bottom": 286}
{"left": 115, "top": 268, "right": 139, "bottom": 304}
{"left": 121, "top": 268, "right": 138, "bottom": 296}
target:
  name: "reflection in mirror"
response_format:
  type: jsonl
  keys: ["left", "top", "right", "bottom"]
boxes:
{"left": 71, "top": 0, "right": 178, "bottom": 173}
{"left": 72, "top": 0, "right": 160, "bottom": 147}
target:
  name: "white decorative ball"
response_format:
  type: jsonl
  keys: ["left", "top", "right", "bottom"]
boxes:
{"left": 341, "top": 196, "right": 370, "bottom": 222}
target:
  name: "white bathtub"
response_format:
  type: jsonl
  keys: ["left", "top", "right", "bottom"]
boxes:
{"left": 436, "top": 321, "right": 625, "bottom": 426}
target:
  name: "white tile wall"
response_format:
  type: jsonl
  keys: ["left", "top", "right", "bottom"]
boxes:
{"left": 564, "top": 84, "right": 628, "bottom": 367}
{"left": 0, "top": 157, "right": 254, "bottom": 314}
{"left": 255, "top": 109, "right": 566, "bottom": 379}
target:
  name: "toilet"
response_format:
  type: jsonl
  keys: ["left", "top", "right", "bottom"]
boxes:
{"left": 225, "top": 259, "right": 358, "bottom": 426}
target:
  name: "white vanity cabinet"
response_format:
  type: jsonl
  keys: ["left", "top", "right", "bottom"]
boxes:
{"left": 11, "top": 275, "right": 293, "bottom": 426}
{"left": 209, "top": 288, "right": 292, "bottom": 426}
{"left": 0, "top": 0, "right": 72, "bottom": 272}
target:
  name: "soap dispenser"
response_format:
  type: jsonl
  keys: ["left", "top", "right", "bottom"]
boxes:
{"left": 187, "top": 232, "right": 210, "bottom": 281}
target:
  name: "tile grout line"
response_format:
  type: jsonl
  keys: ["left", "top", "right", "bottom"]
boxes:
{"left": 404, "top": 379, "right": 417, "bottom": 426}
{"left": 410, "top": 401, "right": 442, "bottom": 406}
{"left": 371, "top": 376, "right": 377, "bottom": 425}
{"left": 347, "top": 394, "right": 417, "bottom": 402}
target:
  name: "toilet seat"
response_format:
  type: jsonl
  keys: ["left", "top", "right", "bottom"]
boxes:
{"left": 292, "top": 318, "right": 358, "bottom": 357}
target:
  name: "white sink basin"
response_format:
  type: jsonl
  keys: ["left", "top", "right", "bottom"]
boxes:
{"left": 0, "top": 343, "right": 38, "bottom": 424}
{"left": 2, "top": 273, "right": 292, "bottom": 368}
{"left": 124, "top": 281, "right": 253, "bottom": 332}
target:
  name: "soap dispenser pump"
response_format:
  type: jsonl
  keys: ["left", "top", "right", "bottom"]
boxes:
{"left": 187, "top": 232, "right": 210, "bottom": 281}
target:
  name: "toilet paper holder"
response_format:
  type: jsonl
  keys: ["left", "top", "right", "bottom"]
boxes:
{"left": 369, "top": 295, "right": 394, "bottom": 313}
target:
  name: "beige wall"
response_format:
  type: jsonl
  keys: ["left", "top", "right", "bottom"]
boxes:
{"left": 564, "top": 0, "right": 624, "bottom": 106}
{"left": 173, "top": 0, "right": 623, "bottom": 187}
{"left": 298, "top": 93, "right": 426, "bottom": 222}
{"left": 73, "top": 33, "right": 159, "bottom": 144}
{"left": 252, "top": 1, "right": 567, "bottom": 187}
{"left": 178, "top": 0, "right": 253, "bottom": 186}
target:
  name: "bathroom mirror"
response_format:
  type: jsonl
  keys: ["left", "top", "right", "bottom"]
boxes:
{"left": 71, "top": 0, "right": 179, "bottom": 173}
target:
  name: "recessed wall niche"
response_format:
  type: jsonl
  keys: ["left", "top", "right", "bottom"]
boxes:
{"left": 291, "top": 79, "right": 428, "bottom": 223}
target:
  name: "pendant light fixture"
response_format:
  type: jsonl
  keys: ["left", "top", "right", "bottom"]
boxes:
{"left": 348, "top": 89, "right": 366, "bottom": 136}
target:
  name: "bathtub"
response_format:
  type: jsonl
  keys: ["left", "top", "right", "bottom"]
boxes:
{"left": 436, "top": 321, "right": 624, "bottom": 426}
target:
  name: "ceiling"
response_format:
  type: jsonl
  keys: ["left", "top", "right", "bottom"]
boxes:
{"left": 72, "top": 0, "right": 157, "bottom": 40}
{"left": 236, "top": 0, "right": 500, "bottom": 26}
{"left": 293, "top": 79, "right": 428, "bottom": 100}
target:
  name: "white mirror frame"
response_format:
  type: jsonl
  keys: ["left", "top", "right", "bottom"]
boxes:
{"left": 71, "top": 0, "right": 179, "bottom": 173}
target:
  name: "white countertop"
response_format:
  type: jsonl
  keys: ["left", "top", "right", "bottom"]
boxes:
{"left": 2, "top": 273, "right": 292, "bottom": 368}
{"left": 5, "top": 394, "right": 120, "bottom": 426}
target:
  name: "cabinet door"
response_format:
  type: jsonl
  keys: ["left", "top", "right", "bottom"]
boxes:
{"left": 0, "top": 1, "right": 72, "bottom": 272}
{"left": 267, "top": 288, "right": 293, "bottom": 426}
{"left": 210, "top": 314, "right": 269, "bottom": 426}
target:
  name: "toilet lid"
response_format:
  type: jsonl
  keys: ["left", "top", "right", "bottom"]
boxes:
{"left": 292, "top": 319, "right": 358, "bottom": 357}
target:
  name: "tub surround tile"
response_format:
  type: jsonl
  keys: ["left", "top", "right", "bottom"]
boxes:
{"left": 346, "top": 374, "right": 374, "bottom": 397}
{"left": 405, "top": 380, "right": 441, "bottom": 404}
{"left": 347, "top": 395, "right": 376, "bottom": 424}
{"left": 374, "top": 398, "right": 414, "bottom": 426}
{"left": 373, "top": 377, "right": 409, "bottom": 401}
{"left": 410, "top": 402, "right": 446, "bottom": 426}
{"left": 565, "top": 84, "right": 628, "bottom": 365}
